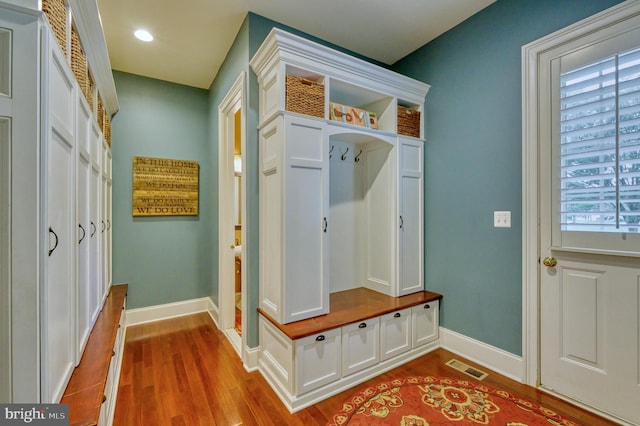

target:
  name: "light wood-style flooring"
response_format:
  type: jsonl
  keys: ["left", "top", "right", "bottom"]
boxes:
{"left": 114, "top": 312, "right": 618, "bottom": 425}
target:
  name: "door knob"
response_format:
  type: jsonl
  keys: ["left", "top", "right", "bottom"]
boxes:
{"left": 543, "top": 256, "right": 557, "bottom": 267}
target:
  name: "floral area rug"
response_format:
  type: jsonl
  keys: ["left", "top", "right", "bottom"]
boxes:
{"left": 327, "top": 376, "right": 580, "bottom": 426}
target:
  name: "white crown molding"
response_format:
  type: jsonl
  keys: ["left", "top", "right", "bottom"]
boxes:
{"left": 250, "top": 28, "right": 430, "bottom": 105}
{"left": 67, "top": 0, "right": 118, "bottom": 116}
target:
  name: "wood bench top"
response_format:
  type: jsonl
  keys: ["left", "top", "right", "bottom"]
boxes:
{"left": 258, "top": 287, "right": 442, "bottom": 340}
{"left": 61, "top": 284, "right": 127, "bottom": 426}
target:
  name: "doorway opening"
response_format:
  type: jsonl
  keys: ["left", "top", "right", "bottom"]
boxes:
{"left": 218, "top": 73, "right": 246, "bottom": 357}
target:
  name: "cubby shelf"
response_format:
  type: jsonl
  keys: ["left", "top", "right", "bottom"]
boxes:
{"left": 250, "top": 28, "right": 429, "bottom": 139}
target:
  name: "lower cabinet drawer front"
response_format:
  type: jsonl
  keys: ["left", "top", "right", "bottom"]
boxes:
{"left": 380, "top": 307, "right": 412, "bottom": 361}
{"left": 412, "top": 300, "right": 439, "bottom": 348}
{"left": 295, "top": 328, "right": 341, "bottom": 395}
{"left": 342, "top": 318, "right": 379, "bottom": 376}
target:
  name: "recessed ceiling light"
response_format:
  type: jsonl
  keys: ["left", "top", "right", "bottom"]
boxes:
{"left": 134, "top": 29, "right": 153, "bottom": 42}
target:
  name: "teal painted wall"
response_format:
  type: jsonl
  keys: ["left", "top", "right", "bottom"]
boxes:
{"left": 111, "top": 71, "right": 211, "bottom": 309}
{"left": 206, "top": 13, "right": 387, "bottom": 347}
{"left": 392, "top": 0, "right": 623, "bottom": 355}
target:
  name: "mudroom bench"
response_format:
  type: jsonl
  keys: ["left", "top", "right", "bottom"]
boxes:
{"left": 258, "top": 287, "right": 443, "bottom": 412}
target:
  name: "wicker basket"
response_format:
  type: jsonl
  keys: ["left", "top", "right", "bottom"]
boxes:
{"left": 397, "top": 106, "right": 421, "bottom": 138}
{"left": 71, "top": 26, "right": 89, "bottom": 102}
{"left": 104, "top": 113, "right": 111, "bottom": 146}
{"left": 285, "top": 75, "right": 324, "bottom": 118}
{"left": 42, "top": 0, "right": 68, "bottom": 57}
{"left": 97, "top": 96, "right": 104, "bottom": 130}
{"left": 87, "top": 72, "right": 95, "bottom": 110}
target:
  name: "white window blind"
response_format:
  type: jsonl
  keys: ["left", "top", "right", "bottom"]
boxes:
{"left": 560, "top": 46, "right": 640, "bottom": 232}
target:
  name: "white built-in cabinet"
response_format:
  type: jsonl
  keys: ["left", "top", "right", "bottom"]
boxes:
{"left": 0, "top": 0, "right": 117, "bottom": 404}
{"left": 251, "top": 28, "right": 434, "bottom": 412}
{"left": 251, "top": 29, "right": 430, "bottom": 325}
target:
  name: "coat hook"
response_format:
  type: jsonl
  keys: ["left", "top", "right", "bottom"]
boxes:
{"left": 329, "top": 145, "right": 334, "bottom": 159}
{"left": 355, "top": 150, "right": 362, "bottom": 163}
{"left": 341, "top": 147, "right": 349, "bottom": 161}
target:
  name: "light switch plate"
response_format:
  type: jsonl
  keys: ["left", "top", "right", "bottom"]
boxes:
{"left": 494, "top": 211, "right": 511, "bottom": 228}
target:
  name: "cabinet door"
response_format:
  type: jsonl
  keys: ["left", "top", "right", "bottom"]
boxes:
{"left": 398, "top": 138, "right": 423, "bottom": 296}
{"left": 295, "top": 328, "right": 341, "bottom": 395}
{"left": 412, "top": 300, "right": 439, "bottom": 348}
{"left": 380, "top": 308, "right": 411, "bottom": 361}
{"left": 342, "top": 318, "right": 379, "bottom": 376}
{"left": 283, "top": 116, "right": 329, "bottom": 323}
{"left": 76, "top": 95, "right": 92, "bottom": 360}
{"left": 44, "top": 35, "right": 76, "bottom": 402}
{"left": 89, "top": 123, "right": 102, "bottom": 325}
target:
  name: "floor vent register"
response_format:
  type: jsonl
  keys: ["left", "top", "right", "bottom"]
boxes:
{"left": 445, "top": 358, "right": 489, "bottom": 381}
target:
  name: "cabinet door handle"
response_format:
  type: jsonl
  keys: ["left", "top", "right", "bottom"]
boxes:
{"left": 48, "top": 227, "right": 59, "bottom": 257}
{"left": 393, "top": 312, "right": 401, "bottom": 318}
{"left": 400, "top": 215, "right": 404, "bottom": 229}
{"left": 101, "top": 220, "right": 105, "bottom": 233}
{"left": 316, "top": 335, "right": 325, "bottom": 342}
{"left": 358, "top": 322, "right": 367, "bottom": 329}
{"left": 107, "top": 220, "right": 111, "bottom": 230}
{"left": 78, "top": 224, "right": 86, "bottom": 244}
{"left": 91, "top": 221, "right": 96, "bottom": 237}
{"left": 323, "top": 217, "right": 327, "bottom": 233}
{"left": 424, "top": 304, "right": 431, "bottom": 309}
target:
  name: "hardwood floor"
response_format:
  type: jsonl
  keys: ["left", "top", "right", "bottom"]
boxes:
{"left": 114, "top": 312, "right": 619, "bottom": 425}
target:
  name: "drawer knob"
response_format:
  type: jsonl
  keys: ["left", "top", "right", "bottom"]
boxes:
{"left": 111, "top": 350, "right": 115, "bottom": 357}
{"left": 358, "top": 322, "right": 367, "bottom": 329}
{"left": 316, "top": 335, "right": 325, "bottom": 342}
{"left": 393, "top": 312, "right": 401, "bottom": 318}
{"left": 424, "top": 304, "right": 430, "bottom": 309}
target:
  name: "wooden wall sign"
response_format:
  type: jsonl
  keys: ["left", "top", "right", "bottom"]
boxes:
{"left": 132, "top": 156, "right": 199, "bottom": 216}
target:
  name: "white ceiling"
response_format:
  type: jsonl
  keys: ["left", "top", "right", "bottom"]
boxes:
{"left": 97, "top": 0, "right": 496, "bottom": 90}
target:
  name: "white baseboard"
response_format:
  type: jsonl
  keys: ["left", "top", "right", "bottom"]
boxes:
{"left": 439, "top": 327, "right": 523, "bottom": 382}
{"left": 243, "top": 345, "right": 260, "bottom": 372}
{"left": 208, "top": 301, "right": 219, "bottom": 328}
{"left": 126, "top": 297, "right": 215, "bottom": 326}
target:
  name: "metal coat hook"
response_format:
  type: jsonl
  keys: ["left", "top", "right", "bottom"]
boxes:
{"left": 355, "top": 150, "right": 362, "bottom": 163}
{"left": 329, "top": 145, "right": 334, "bottom": 159}
{"left": 341, "top": 147, "right": 349, "bottom": 161}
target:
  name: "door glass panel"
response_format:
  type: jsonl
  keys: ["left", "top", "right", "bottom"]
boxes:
{"left": 0, "top": 29, "right": 10, "bottom": 98}
{"left": 553, "top": 32, "right": 640, "bottom": 254}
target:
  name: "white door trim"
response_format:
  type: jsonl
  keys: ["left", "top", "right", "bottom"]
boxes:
{"left": 217, "top": 72, "right": 246, "bottom": 357}
{"left": 521, "top": 0, "right": 640, "bottom": 388}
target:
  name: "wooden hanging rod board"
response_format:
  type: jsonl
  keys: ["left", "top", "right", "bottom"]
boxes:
{"left": 132, "top": 156, "right": 199, "bottom": 216}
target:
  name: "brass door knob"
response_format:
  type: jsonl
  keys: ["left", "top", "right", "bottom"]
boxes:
{"left": 543, "top": 256, "right": 557, "bottom": 267}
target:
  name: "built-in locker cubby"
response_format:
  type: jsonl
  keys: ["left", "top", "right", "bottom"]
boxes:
{"left": 251, "top": 28, "right": 430, "bottom": 325}
{"left": 1, "top": 0, "right": 117, "bottom": 406}
{"left": 328, "top": 131, "right": 395, "bottom": 295}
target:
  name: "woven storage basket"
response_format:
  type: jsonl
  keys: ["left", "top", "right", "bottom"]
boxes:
{"left": 42, "top": 0, "right": 67, "bottom": 57}
{"left": 285, "top": 75, "right": 324, "bottom": 118}
{"left": 87, "top": 72, "right": 95, "bottom": 110}
{"left": 71, "top": 27, "right": 89, "bottom": 101}
{"left": 97, "top": 96, "right": 104, "bottom": 130}
{"left": 104, "top": 113, "right": 111, "bottom": 146}
{"left": 397, "top": 106, "right": 421, "bottom": 138}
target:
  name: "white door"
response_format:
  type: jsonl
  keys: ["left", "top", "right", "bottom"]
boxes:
{"left": 537, "top": 16, "right": 640, "bottom": 424}
{"left": 90, "top": 123, "right": 101, "bottom": 325}
{"left": 283, "top": 115, "right": 329, "bottom": 323}
{"left": 76, "top": 97, "right": 92, "bottom": 359}
{"left": 44, "top": 35, "right": 76, "bottom": 402}
{"left": 398, "top": 137, "right": 424, "bottom": 296}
